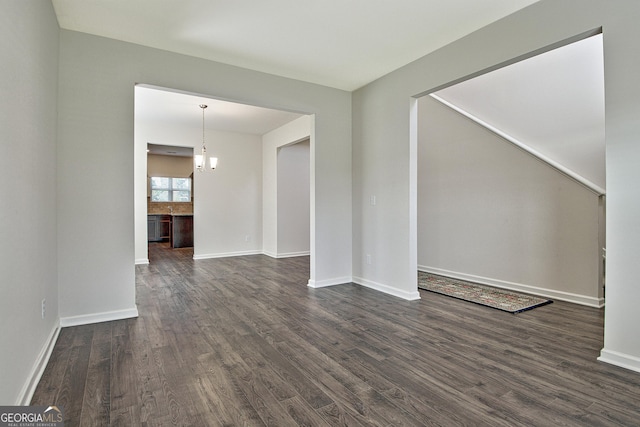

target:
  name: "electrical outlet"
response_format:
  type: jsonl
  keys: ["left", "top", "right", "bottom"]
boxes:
{"left": 41, "top": 299, "right": 46, "bottom": 319}
{"left": 245, "top": 235, "right": 251, "bottom": 242}
{"left": 366, "top": 254, "right": 372, "bottom": 265}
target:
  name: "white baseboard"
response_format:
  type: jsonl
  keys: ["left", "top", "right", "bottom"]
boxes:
{"left": 59, "top": 307, "right": 139, "bottom": 327}
{"left": 307, "top": 276, "right": 352, "bottom": 288}
{"left": 135, "top": 258, "right": 149, "bottom": 265}
{"left": 193, "top": 250, "right": 263, "bottom": 260}
{"left": 308, "top": 276, "right": 422, "bottom": 301}
{"left": 274, "top": 251, "right": 310, "bottom": 259}
{"left": 263, "top": 251, "right": 311, "bottom": 259}
{"left": 17, "top": 321, "right": 61, "bottom": 405}
{"left": 418, "top": 265, "right": 604, "bottom": 308}
{"left": 598, "top": 349, "right": 640, "bottom": 373}
{"left": 352, "top": 276, "right": 421, "bottom": 301}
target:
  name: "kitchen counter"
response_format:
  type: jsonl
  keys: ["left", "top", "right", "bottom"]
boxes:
{"left": 147, "top": 212, "right": 192, "bottom": 216}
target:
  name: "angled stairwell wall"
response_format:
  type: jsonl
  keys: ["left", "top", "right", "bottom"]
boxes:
{"left": 417, "top": 95, "right": 604, "bottom": 307}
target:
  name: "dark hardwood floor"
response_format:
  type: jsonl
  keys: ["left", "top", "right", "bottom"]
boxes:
{"left": 32, "top": 243, "right": 640, "bottom": 426}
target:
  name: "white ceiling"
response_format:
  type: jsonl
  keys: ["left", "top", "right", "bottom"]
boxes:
{"left": 56, "top": 0, "right": 603, "bottom": 186}
{"left": 434, "top": 34, "right": 605, "bottom": 190}
{"left": 52, "top": 0, "right": 539, "bottom": 91}
{"left": 136, "top": 85, "right": 303, "bottom": 135}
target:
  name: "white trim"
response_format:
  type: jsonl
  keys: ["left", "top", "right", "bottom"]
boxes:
{"left": 135, "top": 258, "right": 149, "bottom": 265}
{"left": 263, "top": 250, "right": 277, "bottom": 258}
{"left": 352, "top": 276, "right": 421, "bottom": 301}
{"left": 307, "top": 276, "right": 352, "bottom": 288}
{"left": 16, "top": 322, "right": 61, "bottom": 405}
{"left": 409, "top": 97, "right": 420, "bottom": 303}
{"left": 419, "top": 265, "right": 604, "bottom": 308}
{"left": 263, "top": 250, "right": 310, "bottom": 259}
{"left": 193, "top": 250, "right": 263, "bottom": 260}
{"left": 275, "top": 251, "right": 310, "bottom": 259}
{"left": 429, "top": 93, "right": 605, "bottom": 196}
{"left": 598, "top": 349, "right": 640, "bottom": 373}
{"left": 60, "top": 307, "right": 139, "bottom": 327}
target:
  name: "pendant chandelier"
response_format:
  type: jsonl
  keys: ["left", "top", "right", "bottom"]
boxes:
{"left": 194, "top": 104, "right": 218, "bottom": 171}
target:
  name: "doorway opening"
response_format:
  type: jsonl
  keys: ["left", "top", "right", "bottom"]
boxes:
{"left": 412, "top": 32, "right": 606, "bottom": 307}
{"left": 134, "top": 85, "right": 312, "bottom": 278}
{"left": 274, "top": 138, "right": 311, "bottom": 258}
{"left": 146, "top": 144, "right": 195, "bottom": 259}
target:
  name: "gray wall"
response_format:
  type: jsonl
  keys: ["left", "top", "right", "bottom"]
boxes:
{"left": 0, "top": 2, "right": 60, "bottom": 404}
{"left": 418, "top": 96, "right": 602, "bottom": 306}
{"left": 56, "top": 29, "right": 351, "bottom": 321}
{"left": 190, "top": 130, "right": 264, "bottom": 260}
{"left": 1, "top": 4, "right": 350, "bottom": 402}
{"left": 262, "top": 116, "right": 312, "bottom": 259}
{"left": 278, "top": 140, "right": 311, "bottom": 256}
{"left": 4, "top": 0, "right": 640, "bottom": 404}
{"left": 353, "top": 0, "right": 640, "bottom": 371}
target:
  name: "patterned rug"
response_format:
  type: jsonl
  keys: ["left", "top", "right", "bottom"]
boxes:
{"left": 418, "top": 271, "right": 552, "bottom": 313}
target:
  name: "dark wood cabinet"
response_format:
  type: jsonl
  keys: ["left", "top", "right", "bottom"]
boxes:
{"left": 148, "top": 216, "right": 158, "bottom": 241}
{"left": 148, "top": 215, "right": 172, "bottom": 242}
{"left": 171, "top": 215, "right": 193, "bottom": 248}
{"left": 148, "top": 214, "right": 193, "bottom": 247}
{"left": 159, "top": 216, "right": 171, "bottom": 239}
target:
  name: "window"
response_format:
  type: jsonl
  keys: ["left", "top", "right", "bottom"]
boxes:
{"left": 150, "top": 177, "right": 191, "bottom": 202}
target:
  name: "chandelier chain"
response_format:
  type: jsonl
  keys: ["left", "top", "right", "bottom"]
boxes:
{"left": 201, "top": 104, "right": 207, "bottom": 149}
{"left": 195, "top": 104, "right": 216, "bottom": 171}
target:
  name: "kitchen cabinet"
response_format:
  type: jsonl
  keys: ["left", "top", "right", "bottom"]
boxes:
{"left": 148, "top": 214, "right": 193, "bottom": 247}
{"left": 147, "top": 216, "right": 157, "bottom": 241}
{"left": 147, "top": 215, "right": 171, "bottom": 242}
{"left": 171, "top": 215, "right": 193, "bottom": 248}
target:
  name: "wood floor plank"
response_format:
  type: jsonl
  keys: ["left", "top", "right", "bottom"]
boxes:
{"left": 30, "top": 330, "right": 73, "bottom": 406}
{"left": 281, "top": 395, "right": 332, "bottom": 427}
{"left": 229, "top": 329, "right": 335, "bottom": 410}
{"left": 190, "top": 356, "right": 265, "bottom": 426}
{"left": 30, "top": 242, "right": 640, "bottom": 426}
{"left": 227, "top": 361, "right": 298, "bottom": 426}
{"left": 315, "top": 402, "right": 373, "bottom": 427}
{"left": 55, "top": 339, "right": 93, "bottom": 426}
{"left": 78, "top": 324, "right": 111, "bottom": 427}
{"left": 110, "top": 332, "right": 138, "bottom": 412}
{"left": 130, "top": 322, "right": 166, "bottom": 423}
{"left": 273, "top": 329, "right": 425, "bottom": 426}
